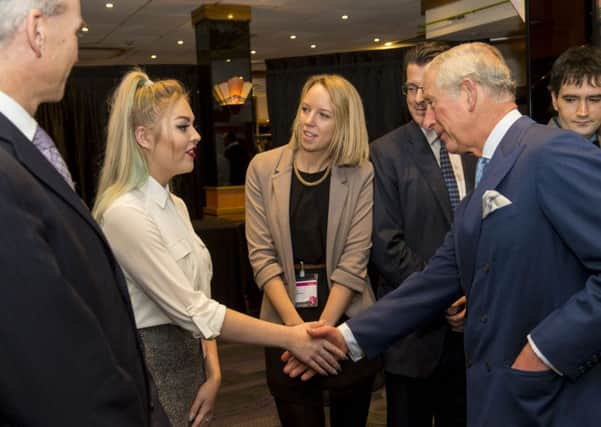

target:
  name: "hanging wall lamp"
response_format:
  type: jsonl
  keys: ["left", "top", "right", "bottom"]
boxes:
{"left": 213, "top": 76, "right": 253, "bottom": 106}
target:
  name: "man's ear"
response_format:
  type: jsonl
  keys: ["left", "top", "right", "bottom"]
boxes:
{"left": 24, "top": 9, "right": 44, "bottom": 58}
{"left": 551, "top": 91, "right": 559, "bottom": 112}
{"left": 462, "top": 79, "right": 478, "bottom": 112}
{"left": 135, "top": 126, "right": 153, "bottom": 150}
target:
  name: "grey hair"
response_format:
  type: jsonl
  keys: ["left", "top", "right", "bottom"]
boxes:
{"left": 427, "top": 42, "right": 516, "bottom": 102}
{"left": 0, "top": 0, "right": 64, "bottom": 44}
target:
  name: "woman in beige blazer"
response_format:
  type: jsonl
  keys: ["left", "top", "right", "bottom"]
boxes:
{"left": 245, "top": 74, "right": 379, "bottom": 427}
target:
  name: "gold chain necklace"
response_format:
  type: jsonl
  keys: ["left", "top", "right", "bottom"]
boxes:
{"left": 293, "top": 158, "right": 332, "bottom": 187}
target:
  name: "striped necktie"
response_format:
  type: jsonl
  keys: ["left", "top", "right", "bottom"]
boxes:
{"left": 439, "top": 141, "right": 460, "bottom": 210}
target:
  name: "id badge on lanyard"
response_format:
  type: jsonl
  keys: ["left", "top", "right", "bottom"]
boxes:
{"left": 294, "top": 261, "right": 318, "bottom": 308}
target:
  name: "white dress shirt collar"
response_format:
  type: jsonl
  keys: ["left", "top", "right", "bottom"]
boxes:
{"left": 481, "top": 109, "right": 522, "bottom": 161}
{"left": 140, "top": 176, "right": 170, "bottom": 209}
{"left": 0, "top": 90, "right": 38, "bottom": 142}
{"left": 420, "top": 126, "right": 438, "bottom": 146}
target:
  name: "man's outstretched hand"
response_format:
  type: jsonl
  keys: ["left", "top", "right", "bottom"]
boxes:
{"left": 283, "top": 324, "right": 348, "bottom": 381}
{"left": 284, "top": 322, "right": 347, "bottom": 376}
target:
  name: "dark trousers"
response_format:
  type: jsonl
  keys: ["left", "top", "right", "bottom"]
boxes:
{"left": 273, "top": 378, "right": 374, "bottom": 427}
{"left": 385, "top": 332, "right": 466, "bottom": 427}
{"left": 265, "top": 347, "right": 378, "bottom": 427}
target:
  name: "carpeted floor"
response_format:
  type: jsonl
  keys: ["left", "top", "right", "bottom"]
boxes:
{"left": 211, "top": 341, "right": 386, "bottom": 427}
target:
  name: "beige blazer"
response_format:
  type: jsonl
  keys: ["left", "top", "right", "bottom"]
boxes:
{"left": 245, "top": 144, "right": 375, "bottom": 324}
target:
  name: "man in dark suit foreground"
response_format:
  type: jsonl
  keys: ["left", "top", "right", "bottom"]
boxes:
{"left": 370, "top": 41, "right": 474, "bottom": 427}
{"left": 294, "top": 42, "right": 601, "bottom": 426}
{"left": 0, "top": 1, "right": 167, "bottom": 425}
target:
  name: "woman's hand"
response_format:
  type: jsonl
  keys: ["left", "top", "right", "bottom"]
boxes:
{"left": 189, "top": 375, "right": 220, "bottom": 426}
{"left": 190, "top": 339, "right": 221, "bottom": 426}
{"left": 281, "top": 352, "right": 317, "bottom": 381}
{"left": 285, "top": 322, "right": 347, "bottom": 375}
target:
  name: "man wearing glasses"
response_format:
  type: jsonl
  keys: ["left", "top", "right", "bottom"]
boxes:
{"left": 369, "top": 41, "right": 476, "bottom": 427}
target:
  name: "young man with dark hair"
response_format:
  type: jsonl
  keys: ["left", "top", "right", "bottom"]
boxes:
{"left": 548, "top": 45, "right": 601, "bottom": 146}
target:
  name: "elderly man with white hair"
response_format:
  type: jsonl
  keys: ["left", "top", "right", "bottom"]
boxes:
{"left": 299, "top": 42, "right": 601, "bottom": 426}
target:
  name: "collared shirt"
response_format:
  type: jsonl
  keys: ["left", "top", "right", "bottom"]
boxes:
{"left": 0, "top": 90, "right": 37, "bottom": 141}
{"left": 420, "top": 127, "right": 467, "bottom": 200}
{"left": 101, "top": 176, "right": 226, "bottom": 339}
{"left": 480, "top": 109, "right": 522, "bottom": 162}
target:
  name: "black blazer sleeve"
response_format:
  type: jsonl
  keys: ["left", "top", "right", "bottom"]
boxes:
{"left": 0, "top": 176, "right": 147, "bottom": 426}
{"left": 0, "top": 122, "right": 149, "bottom": 425}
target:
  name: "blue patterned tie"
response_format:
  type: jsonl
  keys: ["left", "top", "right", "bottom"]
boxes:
{"left": 32, "top": 126, "right": 75, "bottom": 190}
{"left": 439, "top": 141, "right": 460, "bottom": 210}
{"left": 475, "top": 157, "right": 490, "bottom": 187}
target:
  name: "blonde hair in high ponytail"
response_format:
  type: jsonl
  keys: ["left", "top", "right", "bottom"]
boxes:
{"left": 92, "top": 68, "right": 188, "bottom": 221}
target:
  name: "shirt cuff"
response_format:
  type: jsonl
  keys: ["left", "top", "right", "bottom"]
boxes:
{"left": 190, "top": 302, "right": 227, "bottom": 340}
{"left": 527, "top": 334, "right": 563, "bottom": 376}
{"left": 338, "top": 322, "right": 365, "bottom": 362}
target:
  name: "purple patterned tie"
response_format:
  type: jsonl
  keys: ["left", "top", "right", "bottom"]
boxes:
{"left": 32, "top": 126, "right": 75, "bottom": 190}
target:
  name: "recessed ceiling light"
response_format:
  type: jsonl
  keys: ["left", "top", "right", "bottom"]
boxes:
{"left": 310, "top": 44, "right": 317, "bottom": 49}
{"left": 82, "top": 26, "right": 89, "bottom": 32}
{"left": 341, "top": 15, "right": 349, "bottom": 20}
{"left": 226, "top": 58, "right": 231, "bottom": 63}
{"left": 177, "top": 40, "right": 184, "bottom": 45}
{"left": 105, "top": 2, "right": 114, "bottom": 8}
{"left": 227, "top": 13, "right": 234, "bottom": 19}
{"left": 373, "top": 37, "right": 380, "bottom": 43}
{"left": 251, "top": 50, "right": 257, "bottom": 55}
{"left": 384, "top": 42, "right": 393, "bottom": 47}
{"left": 150, "top": 54, "right": 157, "bottom": 59}
{"left": 289, "top": 34, "right": 297, "bottom": 40}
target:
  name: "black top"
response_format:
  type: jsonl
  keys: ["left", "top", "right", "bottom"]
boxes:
{"left": 289, "top": 168, "right": 330, "bottom": 321}
{"left": 266, "top": 165, "right": 380, "bottom": 397}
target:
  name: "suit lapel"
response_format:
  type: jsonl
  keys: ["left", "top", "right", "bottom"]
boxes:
{"left": 0, "top": 114, "right": 133, "bottom": 305}
{"left": 461, "top": 154, "right": 477, "bottom": 192}
{"left": 458, "top": 117, "right": 533, "bottom": 291}
{"left": 406, "top": 121, "right": 453, "bottom": 225}
{"left": 271, "top": 147, "right": 295, "bottom": 280}
{"left": 9, "top": 123, "right": 96, "bottom": 232}
{"left": 326, "top": 165, "right": 348, "bottom": 276}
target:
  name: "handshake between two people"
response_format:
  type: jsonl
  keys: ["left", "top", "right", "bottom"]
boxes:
{"left": 280, "top": 295, "right": 468, "bottom": 380}
{"left": 283, "top": 322, "right": 348, "bottom": 381}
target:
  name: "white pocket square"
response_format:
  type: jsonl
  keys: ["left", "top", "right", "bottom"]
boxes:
{"left": 482, "top": 190, "right": 512, "bottom": 219}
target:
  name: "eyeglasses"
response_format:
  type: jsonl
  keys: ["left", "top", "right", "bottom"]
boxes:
{"left": 402, "top": 83, "right": 425, "bottom": 96}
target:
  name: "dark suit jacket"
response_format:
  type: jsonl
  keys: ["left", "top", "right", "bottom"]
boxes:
{"left": 350, "top": 117, "right": 601, "bottom": 426}
{"left": 370, "top": 120, "right": 476, "bottom": 377}
{"left": 0, "top": 113, "right": 167, "bottom": 426}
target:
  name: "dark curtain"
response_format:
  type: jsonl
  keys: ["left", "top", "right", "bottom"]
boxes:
{"left": 265, "top": 47, "right": 410, "bottom": 147}
{"left": 36, "top": 65, "right": 212, "bottom": 218}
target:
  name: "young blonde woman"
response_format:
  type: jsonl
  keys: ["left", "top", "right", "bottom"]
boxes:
{"left": 93, "top": 70, "right": 345, "bottom": 427}
{"left": 245, "top": 74, "right": 380, "bottom": 427}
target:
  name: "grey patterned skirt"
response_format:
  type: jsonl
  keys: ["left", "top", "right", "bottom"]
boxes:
{"left": 139, "top": 324, "right": 206, "bottom": 427}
